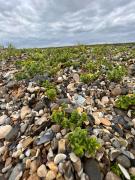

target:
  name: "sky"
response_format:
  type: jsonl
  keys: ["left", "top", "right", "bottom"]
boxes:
{"left": 0, "top": 0, "right": 135, "bottom": 48}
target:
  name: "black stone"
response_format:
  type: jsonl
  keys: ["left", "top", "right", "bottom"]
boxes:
{"left": 34, "top": 99, "right": 47, "bottom": 111}
{"left": 112, "top": 124, "right": 123, "bottom": 137}
{"left": 83, "top": 158, "right": 103, "bottom": 180}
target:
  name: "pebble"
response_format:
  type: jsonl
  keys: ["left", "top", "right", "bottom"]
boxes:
{"left": 83, "top": 159, "right": 102, "bottom": 180}
{"left": 0, "top": 125, "right": 12, "bottom": 139}
{"left": 46, "top": 170, "right": 57, "bottom": 180}
{"left": 35, "top": 115, "right": 48, "bottom": 125}
{"left": 0, "top": 146, "right": 6, "bottom": 155}
{"left": 9, "top": 163, "right": 23, "bottom": 180}
{"left": 25, "top": 159, "right": 31, "bottom": 169}
{"left": 22, "top": 137, "right": 33, "bottom": 149}
{"left": 57, "top": 77, "right": 63, "bottom": 83}
{"left": 111, "top": 86, "right": 122, "bottom": 96}
{"left": 5, "top": 125, "right": 19, "bottom": 141}
{"left": 101, "top": 96, "right": 109, "bottom": 105}
{"left": 51, "top": 125, "right": 61, "bottom": 133}
{"left": 56, "top": 133, "right": 62, "bottom": 140}
{"left": 100, "top": 118, "right": 111, "bottom": 126}
{"left": 36, "top": 129, "right": 54, "bottom": 145}
{"left": 129, "top": 167, "right": 135, "bottom": 176}
{"left": 54, "top": 154, "right": 67, "bottom": 164}
{"left": 132, "top": 119, "right": 135, "bottom": 128}
{"left": 128, "top": 64, "right": 135, "bottom": 76}
{"left": 73, "top": 73, "right": 80, "bottom": 82}
{"left": 28, "top": 173, "right": 40, "bottom": 180}
{"left": 58, "top": 139, "right": 66, "bottom": 153}
{"left": 73, "top": 94, "right": 86, "bottom": 105}
{"left": 37, "top": 164, "right": 47, "bottom": 177}
{"left": 20, "top": 123, "right": 27, "bottom": 133}
{"left": 116, "top": 155, "right": 131, "bottom": 168}
{"left": 67, "top": 83, "right": 75, "bottom": 92}
{"left": 34, "top": 101, "right": 46, "bottom": 112}
{"left": 30, "top": 160, "right": 37, "bottom": 173}
{"left": 20, "top": 106, "right": 31, "bottom": 120}
{"left": 105, "top": 171, "right": 121, "bottom": 180}
{"left": 0, "top": 115, "right": 9, "bottom": 125}
{"left": 47, "top": 161, "right": 58, "bottom": 172}
{"left": 70, "top": 152, "right": 79, "bottom": 163}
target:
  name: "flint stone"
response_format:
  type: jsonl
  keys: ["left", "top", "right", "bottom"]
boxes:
{"left": 84, "top": 158, "right": 102, "bottom": 180}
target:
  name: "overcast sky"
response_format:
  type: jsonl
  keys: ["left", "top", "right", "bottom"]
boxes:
{"left": 0, "top": 0, "right": 135, "bottom": 48}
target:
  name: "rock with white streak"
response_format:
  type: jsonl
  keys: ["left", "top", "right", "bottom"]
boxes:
{"left": 118, "top": 164, "right": 130, "bottom": 180}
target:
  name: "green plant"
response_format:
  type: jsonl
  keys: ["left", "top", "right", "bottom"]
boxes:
{"left": 15, "top": 72, "right": 28, "bottom": 81}
{"left": 51, "top": 109, "right": 87, "bottom": 130}
{"left": 131, "top": 175, "right": 135, "bottom": 180}
{"left": 46, "top": 88, "right": 57, "bottom": 100}
{"left": 42, "top": 80, "right": 54, "bottom": 90}
{"left": 115, "top": 94, "right": 135, "bottom": 110}
{"left": 111, "top": 163, "right": 122, "bottom": 177}
{"left": 52, "top": 109, "right": 65, "bottom": 124}
{"left": 131, "top": 110, "right": 135, "bottom": 117}
{"left": 80, "top": 72, "right": 99, "bottom": 84}
{"left": 85, "top": 60, "right": 98, "bottom": 72}
{"left": 69, "top": 110, "right": 87, "bottom": 129}
{"left": 68, "top": 127, "right": 100, "bottom": 156}
{"left": 107, "top": 65, "right": 127, "bottom": 82}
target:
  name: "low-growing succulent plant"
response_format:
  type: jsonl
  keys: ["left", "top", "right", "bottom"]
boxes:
{"left": 107, "top": 65, "right": 127, "bottom": 82}
{"left": 51, "top": 109, "right": 87, "bottom": 130}
{"left": 46, "top": 88, "right": 57, "bottom": 101}
{"left": 68, "top": 127, "right": 100, "bottom": 157}
{"left": 115, "top": 94, "right": 135, "bottom": 110}
{"left": 15, "top": 72, "right": 28, "bottom": 81}
{"left": 85, "top": 60, "right": 98, "bottom": 72}
{"left": 69, "top": 110, "right": 87, "bottom": 130}
{"left": 80, "top": 72, "right": 99, "bottom": 84}
{"left": 42, "top": 80, "right": 54, "bottom": 90}
{"left": 52, "top": 109, "right": 65, "bottom": 124}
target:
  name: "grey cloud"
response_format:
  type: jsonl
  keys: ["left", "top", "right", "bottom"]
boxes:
{"left": 0, "top": 0, "right": 135, "bottom": 48}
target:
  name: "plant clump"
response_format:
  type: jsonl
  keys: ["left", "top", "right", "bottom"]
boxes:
{"left": 51, "top": 109, "right": 87, "bottom": 130}
{"left": 46, "top": 88, "right": 57, "bottom": 101}
{"left": 80, "top": 72, "right": 99, "bottom": 84}
{"left": 52, "top": 109, "right": 100, "bottom": 156}
{"left": 115, "top": 94, "right": 135, "bottom": 110}
{"left": 107, "top": 65, "right": 127, "bottom": 82}
{"left": 85, "top": 60, "right": 98, "bottom": 72}
{"left": 41, "top": 80, "right": 57, "bottom": 101}
{"left": 68, "top": 127, "right": 100, "bottom": 157}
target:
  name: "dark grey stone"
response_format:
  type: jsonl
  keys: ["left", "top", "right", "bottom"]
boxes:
{"left": 36, "top": 129, "right": 54, "bottom": 145}
{"left": 116, "top": 155, "right": 131, "bottom": 168}
{"left": 84, "top": 158, "right": 102, "bottom": 180}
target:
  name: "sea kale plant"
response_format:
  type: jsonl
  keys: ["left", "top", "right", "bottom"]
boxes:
{"left": 80, "top": 72, "right": 99, "bottom": 84}
{"left": 46, "top": 88, "right": 57, "bottom": 101}
{"left": 51, "top": 109, "right": 87, "bottom": 130}
{"left": 115, "top": 94, "right": 135, "bottom": 110}
{"left": 41, "top": 80, "right": 57, "bottom": 101}
{"left": 68, "top": 127, "right": 101, "bottom": 157}
{"left": 107, "top": 65, "right": 127, "bottom": 82}
{"left": 52, "top": 108, "right": 100, "bottom": 156}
